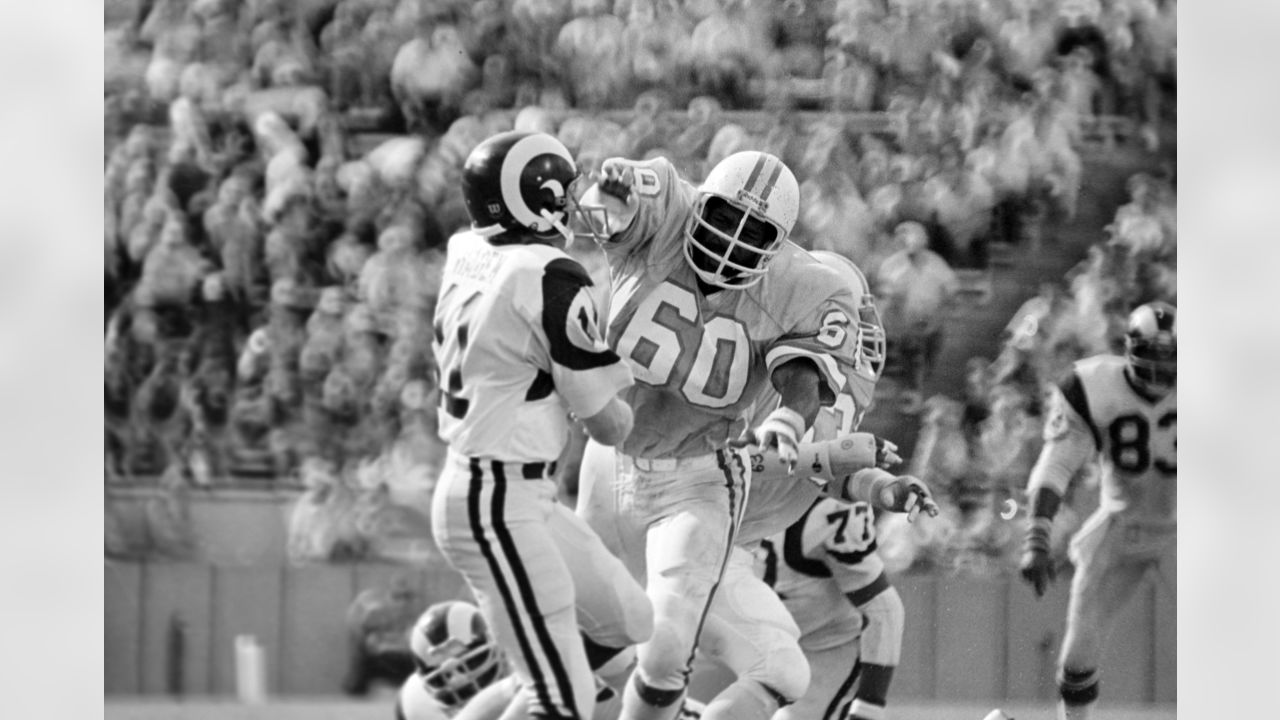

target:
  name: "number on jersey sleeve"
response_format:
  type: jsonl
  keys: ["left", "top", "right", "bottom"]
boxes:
{"left": 542, "top": 258, "right": 619, "bottom": 370}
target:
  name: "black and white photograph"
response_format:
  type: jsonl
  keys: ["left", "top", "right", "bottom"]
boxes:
{"left": 94, "top": 0, "right": 1208, "bottom": 718}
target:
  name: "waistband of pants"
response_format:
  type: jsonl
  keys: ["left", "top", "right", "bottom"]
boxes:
{"left": 449, "top": 451, "right": 558, "bottom": 480}
{"left": 624, "top": 449, "right": 728, "bottom": 473}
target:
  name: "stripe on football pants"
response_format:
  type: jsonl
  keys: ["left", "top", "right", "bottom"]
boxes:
{"left": 465, "top": 459, "right": 565, "bottom": 717}
{"left": 489, "top": 461, "right": 581, "bottom": 719}
{"left": 679, "top": 451, "right": 745, "bottom": 679}
{"left": 822, "top": 658, "right": 862, "bottom": 720}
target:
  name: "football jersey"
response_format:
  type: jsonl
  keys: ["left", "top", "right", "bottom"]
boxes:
{"left": 433, "top": 230, "right": 633, "bottom": 463}
{"left": 598, "top": 157, "right": 861, "bottom": 459}
{"left": 753, "top": 495, "right": 882, "bottom": 651}
{"left": 1046, "top": 355, "right": 1177, "bottom": 521}
{"left": 736, "top": 375, "right": 873, "bottom": 545}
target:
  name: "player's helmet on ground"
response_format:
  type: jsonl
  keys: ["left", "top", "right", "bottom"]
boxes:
{"left": 409, "top": 600, "right": 505, "bottom": 709}
{"left": 462, "top": 131, "right": 584, "bottom": 242}
{"left": 685, "top": 151, "right": 800, "bottom": 289}
{"left": 1124, "top": 300, "right": 1176, "bottom": 393}
{"left": 811, "top": 250, "right": 886, "bottom": 383}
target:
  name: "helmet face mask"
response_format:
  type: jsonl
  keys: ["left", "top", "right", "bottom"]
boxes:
{"left": 683, "top": 151, "right": 799, "bottom": 290}
{"left": 1124, "top": 301, "right": 1176, "bottom": 394}
{"left": 685, "top": 195, "right": 783, "bottom": 287}
{"left": 410, "top": 601, "right": 505, "bottom": 709}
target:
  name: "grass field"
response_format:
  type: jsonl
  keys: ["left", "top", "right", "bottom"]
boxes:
{"left": 105, "top": 697, "right": 1176, "bottom": 720}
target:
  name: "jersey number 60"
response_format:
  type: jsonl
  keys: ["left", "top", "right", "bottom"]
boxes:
{"left": 614, "top": 283, "right": 750, "bottom": 408}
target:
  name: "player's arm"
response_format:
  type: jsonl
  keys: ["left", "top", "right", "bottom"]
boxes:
{"left": 539, "top": 258, "right": 635, "bottom": 446}
{"left": 572, "top": 156, "right": 692, "bottom": 254}
{"left": 1019, "top": 371, "right": 1099, "bottom": 597}
{"left": 739, "top": 280, "right": 866, "bottom": 470}
{"left": 841, "top": 467, "right": 940, "bottom": 522}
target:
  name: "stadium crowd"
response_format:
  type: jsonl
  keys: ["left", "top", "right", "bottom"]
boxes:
{"left": 104, "top": 0, "right": 1176, "bottom": 566}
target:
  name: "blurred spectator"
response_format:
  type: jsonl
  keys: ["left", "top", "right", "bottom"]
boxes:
{"left": 343, "top": 573, "right": 425, "bottom": 696}
{"left": 874, "top": 221, "right": 959, "bottom": 413}
{"left": 103, "top": 0, "right": 1176, "bottom": 575}
{"left": 287, "top": 457, "right": 368, "bottom": 564}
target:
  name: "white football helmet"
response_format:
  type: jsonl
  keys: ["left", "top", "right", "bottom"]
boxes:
{"left": 811, "top": 250, "right": 887, "bottom": 387}
{"left": 1124, "top": 300, "right": 1176, "bottom": 394}
{"left": 409, "top": 600, "right": 505, "bottom": 709}
{"left": 684, "top": 151, "right": 800, "bottom": 289}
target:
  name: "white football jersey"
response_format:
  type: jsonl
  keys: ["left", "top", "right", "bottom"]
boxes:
{"left": 433, "top": 230, "right": 633, "bottom": 463}
{"left": 1039, "top": 355, "right": 1176, "bottom": 522}
{"left": 753, "top": 495, "right": 883, "bottom": 652}
{"left": 594, "top": 157, "right": 862, "bottom": 459}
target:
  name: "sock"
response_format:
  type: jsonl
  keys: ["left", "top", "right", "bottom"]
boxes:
{"left": 698, "top": 679, "right": 780, "bottom": 720}
{"left": 1057, "top": 667, "right": 1098, "bottom": 720}
{"left": 620, "top": 672, "right": 686, "bottom": 720}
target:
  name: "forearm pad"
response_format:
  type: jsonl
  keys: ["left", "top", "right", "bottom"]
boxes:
{"left": 746, "top": 433, "right": 887, "bottom": 484}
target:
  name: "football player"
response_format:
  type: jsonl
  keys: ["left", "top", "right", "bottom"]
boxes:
{"left": 430, "top": 131, "right": 654, "bottom": 720}
{"left": 568, "top": 151, "right": 877, "bottom": 720}
{"left": 701, "top": 251, "right": 929, "bottom": 720}
{"left": 1018, "top": 301, "right": 1177, "bottom": 720}
{"left": 396, "top": 600, "right": 506, "bottom": 720}
{"left": 397, "top": 600, "right": 705, "bottom": 720}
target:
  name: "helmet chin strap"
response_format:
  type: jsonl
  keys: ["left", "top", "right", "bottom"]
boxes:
{"left": 541, "top": 208, "right": 573, "bottom": 242}
{"left": 471, "top": 223, "right": 506, "bottom": 238}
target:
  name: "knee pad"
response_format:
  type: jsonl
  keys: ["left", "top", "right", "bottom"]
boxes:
{"left": 1058, "top": 666, "right": 1099, "bottom": 706}
{"left": 748, "top": 641, "right": 810, "bottom": 704}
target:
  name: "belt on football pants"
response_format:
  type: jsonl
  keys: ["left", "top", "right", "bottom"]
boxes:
{"left": 451, "top": 452, "right": 558, "bottom": 480}
{"left": 627, "top": 449, "right": 728, "bottom": 473}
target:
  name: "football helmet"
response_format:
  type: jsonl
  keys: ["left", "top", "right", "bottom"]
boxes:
{"left": 811, "top": 250, "right": 887, "bottom": 385}
{"left": 462, "top": 131, "right": 586, "bottom": 242}
{"left": 409, "top": 600, "right": 505, "bottom": 709}
{"left": 684, "top": 151, "right": 799, "bottom": 289}
{"left": 1124, "top": 301, "right": 1176, "bottom": 393}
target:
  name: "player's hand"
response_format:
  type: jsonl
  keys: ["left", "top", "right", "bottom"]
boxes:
{"left": 598, "top": 159, "right": 635, "bottom": 202}
{"left": 877, "top": 474, "right": 940, "bottom": 522}
{"left": 872, "top": 436, "right": 902, "bottom": 469}
{"left": 1018, "top": 521, "right": 1056, "bottom": 597}
{"left": 581, "top": 159, "right": 640, "bottom": 240}
{"left": 731, "top": 407, "right": 806, "bottom": 473}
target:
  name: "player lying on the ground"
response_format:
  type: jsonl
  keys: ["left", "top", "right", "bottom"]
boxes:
{"left": 1018, "top": 301, "right": 1176, "bottom": 720}
{"left": 394, "top": 599, "right": 705, "bottom": 720}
